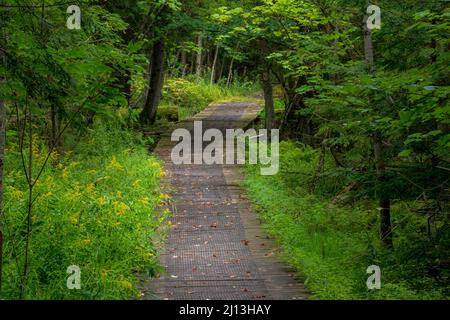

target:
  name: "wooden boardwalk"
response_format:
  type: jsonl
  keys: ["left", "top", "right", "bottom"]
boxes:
{"left": 143, "top": 101, "right": 309, "bottom": 300}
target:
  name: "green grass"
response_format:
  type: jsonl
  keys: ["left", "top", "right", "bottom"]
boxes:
{"left": 162, "top": 77, "right": 258, "bottom": 120}
{"left": 2, "top": 123, "right": 169, "bottom": 299}
{"left": 242, "top": 141, "right": 449, "bottom": 299}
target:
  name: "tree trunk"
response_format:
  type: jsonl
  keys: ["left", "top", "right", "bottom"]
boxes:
{"left": 0, "top": 83, "right": 5, "bottom": 292}
{"left": 140, "top": 39, "right": 165, "bottom": 124}
{"left": 226, "top": 57, "right": 234, "bottom": 87}
{"left": 0, "top": 46, "right": 6, "bottom": 291}
{"left": 364, "top": 16, "right": 393, "bottom": 248}
{"left": 196, "top": 33, "right": 203, "bottom": 77}
{"left": 123, "top": 69, "right": 132, "bottom": 106}
{"left": 373, "top": 134, "right": 393, "bottom": 248}
{"left": 218, "top": 55, "right": 226, "bottom": 81}
{"left": 206, "top": 48, "right": 211, "bottom": 71}
{"left": 210, "top": 45, "right": 219, "bottom": 85}
{"left": 190, "top": 52, "right": 195, "bottom": 75}
{"left": 50, "top": 104, "right": 57, "bottom": 148}
{"left": 181, "top": 49, "right": 187, "bottom": 77}
{"left": 258, "top": 40, "right": 274, "bottom": 131}
{"left": 261, "top": 70, "right": 274, "bottom": 131}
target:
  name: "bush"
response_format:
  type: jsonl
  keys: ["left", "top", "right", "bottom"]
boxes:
{"left": 242, "top": 141, "right": 449, "bottom": 299}
{"left": 163, "top": 77, "right": 258, "bottom": 120}
{"left": 1, "top": 123, "right": 169, "bottom": 299}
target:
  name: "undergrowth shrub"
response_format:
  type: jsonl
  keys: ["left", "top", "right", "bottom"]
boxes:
{"left": 243, "top": 141, "right": 448, "bottom": 299}
{"left": 2, "top": 123, "right": 169, "bottom": 299}
{"left": 163, "top": 77, "right": 257, "bottom": 120}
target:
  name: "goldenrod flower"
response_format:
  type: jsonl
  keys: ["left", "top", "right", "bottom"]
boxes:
{"left": 109, "top": 156, "right": 124, "bottom": 171}
{"left": 97, "top": 196, "right": 107, "bottom": 206}
{"left": 119, "top": 280, "right": 133, "bottom": 290}
{"left": 114, "top": 201, "right": 130, "bottom": 216}
{"left": 132, "top": 180, "right": 142, "bottom": 188}
{"left": 62, "top": 167, "right": 70, "bottom": 179}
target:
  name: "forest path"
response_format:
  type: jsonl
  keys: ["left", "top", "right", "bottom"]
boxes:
{"left": 144, "top": 101, "right": 308, "bottom": 300}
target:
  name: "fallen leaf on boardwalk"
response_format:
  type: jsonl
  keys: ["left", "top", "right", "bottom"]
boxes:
{"left": 242, "top": 240, "right": 250, "bottom": 246}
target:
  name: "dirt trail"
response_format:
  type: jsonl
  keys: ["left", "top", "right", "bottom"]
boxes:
{"left": 144, "top": 101, "right": 308, "bottom": 300}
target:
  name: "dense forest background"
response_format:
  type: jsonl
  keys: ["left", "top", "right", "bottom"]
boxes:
{"left": 0, "top": 0, "right": 449, "bottom": 299}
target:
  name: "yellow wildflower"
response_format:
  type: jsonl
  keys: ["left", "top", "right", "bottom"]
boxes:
{"left": 114, "top": 201, "right": 129, "bottom": 216}
{"left": 119, "top": 280, "right": 133, "bottom": 290}
{"left": 86, "top": 183, "right": 95, "bottom": 193}
{"left": 160, "top": 193, "right": 171, "bottom": 201}
{"left": 139, "top": 197, "right": 150, "bottom": 206}
{"left": 132, "top": 180, "right": 142, "bottom": 188}
{"left": 62, "top": 167, "right": 70, "bottom": 179}
{"left": 144, "top": 252, "right": 155, "bottom": 259}
{"left": 69, "top": 161, "right": 80, "bottom": 169}
{"left": 97, "top": 196, "right": 107, "bottom": 206}
{"left": 109, "top": 156, "right": 124, "bottom": 171}
{"left": 69, "top": 215, "right": 78, "bottom": 225}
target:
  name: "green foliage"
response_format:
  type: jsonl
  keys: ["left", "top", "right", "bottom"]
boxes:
{"left": 243, "top": 142, "right": 449, "bottom": 299}
{"left": 1, "top": 124, "right": 168, "bottom": 299}
{"left": 162, "top": 77, "right": 257, "bottom": 119}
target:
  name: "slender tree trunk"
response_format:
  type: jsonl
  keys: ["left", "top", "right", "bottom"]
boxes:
{"left": 364, "top": 16, "right": 393, "bottom": 248}
{"left": 190, "top": 52, "right": 195, "bottom": 75}
{"left": 364, "top": 27, "right": 375, "bottom": 67}
{"left": 196, "top": 33, "right": 203, "bottom": 77}
{"left": 0, "top": 79, "right": 5, "bottom": 292}
{"left": 20, "top": 102, "right": 33, "bottom": 299}
{"left": 0, "top": 38, "right": 6, "bottom": 292}
{"left": 226, "top": 57, "right": 234, "bottom": 87}
{"left": 210, "top": 45, "right": 219, "bottom": 85}
{"left": 373, "top": 134, "right": 393, "bottom": 247}
{"left": 218, "top": 55, "right": 226, "bottom": 81}
{"left": 206, "top": 48, "right": 210, "bottom": 72}
{"left": 123, "top": 69, "right": 132, "bottom": 105}
{"left": 140, "top": 39, "right": 165, "bottom": 124}
{"left": 261, "top": 70, "right": 274, "bottom": 131}
{"left": 181, "top": 49, "right": 187, "bottom": 77}
{"left": 50, "top": 104, "right": 57, "bottom": 148}
{"left": 258, "top": 40, "right": 274, "bottom": 131}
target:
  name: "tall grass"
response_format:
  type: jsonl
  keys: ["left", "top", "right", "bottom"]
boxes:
{"left": 1, "top": 123, "right": 169, "bottom": 299}
{"left": 243, "top": 141, "right": 448, "bottom": 299}
{"left": 162, "top": 77, "right": 259, "bottom": 120}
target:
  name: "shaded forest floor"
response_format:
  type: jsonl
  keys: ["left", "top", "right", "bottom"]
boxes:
{"left": 243, "top": 140, "right": 450, "bottom": 300}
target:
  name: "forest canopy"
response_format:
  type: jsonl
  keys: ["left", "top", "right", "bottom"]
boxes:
{"left": 0, "top": 0, "right": 449, "bottom": 300}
